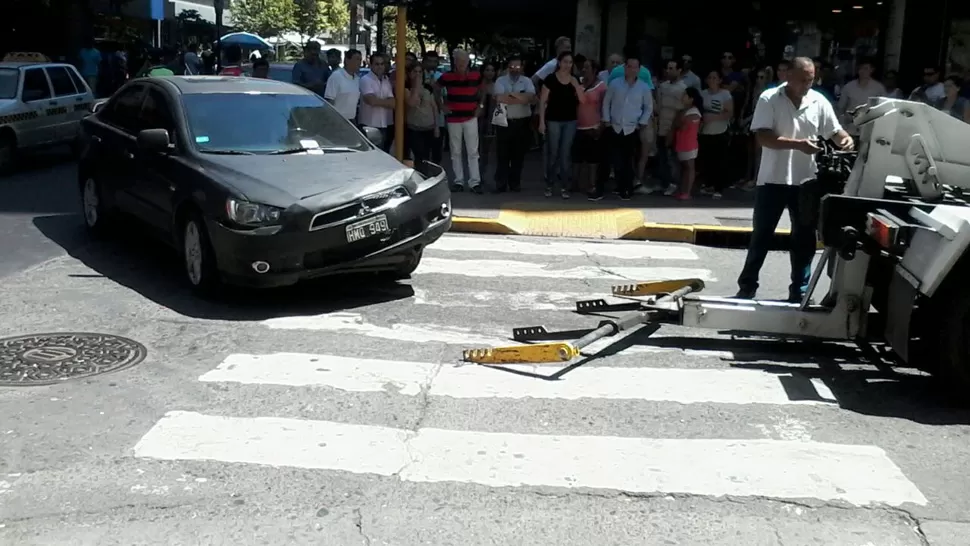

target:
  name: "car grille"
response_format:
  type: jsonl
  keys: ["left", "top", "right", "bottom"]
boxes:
{"left": 303, "top": 218, "right": 424, "bottom": 269}
{"left": 308, "top": 186, "right": 410, "bottom": 231}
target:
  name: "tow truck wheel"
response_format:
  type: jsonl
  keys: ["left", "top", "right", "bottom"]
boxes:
{"left": 919, "top": 276, "right": 970, "bottom": 400}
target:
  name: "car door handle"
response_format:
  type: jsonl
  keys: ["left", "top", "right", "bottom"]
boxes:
{"left": 91, "top": 135, "right": 101, "bottom": 143}
{"left": 75, "top": 97, "right": 84, "bottom": 102}
{"left": 48, "top": 100, "right": 57, "bottom": 106}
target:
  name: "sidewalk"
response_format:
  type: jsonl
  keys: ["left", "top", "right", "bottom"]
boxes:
{"left": 442, "top": 150, "right": 792, "bottom": 249}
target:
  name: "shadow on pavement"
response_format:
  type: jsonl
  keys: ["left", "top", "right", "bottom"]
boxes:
{"left": 0, "top": 152, "right": 78, "bottom": 216}
{"left": 32, "top": 213, "right": 415, "bottom": 322}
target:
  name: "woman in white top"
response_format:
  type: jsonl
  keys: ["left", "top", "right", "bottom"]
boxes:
{"left": 698, "top": 70, "right": 733, "bottom": 199}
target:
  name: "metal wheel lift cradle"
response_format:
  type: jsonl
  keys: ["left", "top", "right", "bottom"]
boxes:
{"left": 461, "top": 97, "right": 970, "bottom": 366}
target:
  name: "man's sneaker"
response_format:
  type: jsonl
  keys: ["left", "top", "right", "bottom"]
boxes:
{"left": 561, "top": 189, "right": 570, "bottom": 199}
{"left": 663, "top": 184, "right": 678, "bottom": 196}
{"left": 544, "top": 187, "right": 553, "bottom": 198}
{"left": 470, "top": 184, "right": 483, "bottom": 194}
{"left": 451, "top": 183, "right": 465, "bottom": 192}
{"left": 618, "top": 190, "right": 632, "bottom": 201}
{"left": 710, "top": 191, "right": 722, "bottom": 199}
{"left": 587, "top": 191, "right": 604, "bottom": 201}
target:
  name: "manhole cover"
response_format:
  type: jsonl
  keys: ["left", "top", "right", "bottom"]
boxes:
{"left": 0, "top": 333, "right": 147, "bottom": 387}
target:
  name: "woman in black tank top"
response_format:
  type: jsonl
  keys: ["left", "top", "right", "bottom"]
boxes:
{"left": 538, "top": 51, "right": 585, "bottom": 198}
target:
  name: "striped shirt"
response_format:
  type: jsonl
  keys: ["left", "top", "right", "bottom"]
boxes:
{"left": 437, "top": 70, "right": 481, "bottom": 123}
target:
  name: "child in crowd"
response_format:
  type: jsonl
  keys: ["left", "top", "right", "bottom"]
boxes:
{"left": 672, "top": 87, "right": 703, "bottom": 201}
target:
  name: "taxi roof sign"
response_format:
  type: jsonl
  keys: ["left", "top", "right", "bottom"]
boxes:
{"left": 2, "top": 52, "right": 50, "bottom": 63}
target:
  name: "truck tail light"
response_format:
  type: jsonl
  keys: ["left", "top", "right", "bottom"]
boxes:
{"left": 866, "top": 212, "right": 900, "bottom": 249}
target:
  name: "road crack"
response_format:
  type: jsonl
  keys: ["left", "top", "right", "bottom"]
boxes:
{"left": 353, "top": 507, "right": 372, "bottom": 546}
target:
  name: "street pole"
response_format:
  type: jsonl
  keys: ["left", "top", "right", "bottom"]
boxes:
{"left": 393, "top": 5, "right": 407, "bottom": 162}
{"left": 214, "top": 0, "right": 224, "bottom": 67}
{"left": 349, "top": 0, "right": 359, "bottom": 49}
{"left": 376, "top": 5, "right": 385, "bottom": 53}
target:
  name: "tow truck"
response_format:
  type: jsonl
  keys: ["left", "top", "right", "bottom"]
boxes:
{"left": 461, "top": 97, "right": 970, "bottom": 395}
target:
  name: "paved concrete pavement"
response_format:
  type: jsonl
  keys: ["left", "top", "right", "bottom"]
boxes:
{"left": 1, "top": 202, "right": 969, "bottom": 544}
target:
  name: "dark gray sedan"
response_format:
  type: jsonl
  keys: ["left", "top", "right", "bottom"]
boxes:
{"left": 77, "top": 76, "right": 450, "bottom": 295}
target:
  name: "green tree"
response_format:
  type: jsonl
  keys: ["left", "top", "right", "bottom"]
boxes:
{"left": 381, "top": 6, "right": 421, "bottom": 55}
{"left": 230, "top": 0, "right": 295, "bottom": 37}
{"left": 319, "top": 0, "right": 350, "bottom": 35}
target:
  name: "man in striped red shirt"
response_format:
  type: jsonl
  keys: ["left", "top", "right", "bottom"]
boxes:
{"left": 434, "top": 49, "right": 483, "bottom": 193}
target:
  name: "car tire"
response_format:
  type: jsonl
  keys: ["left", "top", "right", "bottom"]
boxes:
{"left": 180, "top": 209, "right": 222, "bottom": 297}
{"left": 79, "top": 175, "right": 114, "bottom": 237}
{"left": 0, "top": 131, "right": 16, "bottom": 175}
{"left": 381, "top": 249, "right": 423, "bottom": 281}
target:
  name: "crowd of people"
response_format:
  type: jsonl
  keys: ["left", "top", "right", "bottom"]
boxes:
{"left": 294, "top": 36, "right": 966, "bottom": 203}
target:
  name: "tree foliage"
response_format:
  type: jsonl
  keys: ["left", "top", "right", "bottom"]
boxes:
{"left": 230, "top": 0, "right": 296, "bottom": 37}
{"left": 293, "top": 0, "right": 349, "bottom": 39}
{"left": 380, "top": 6, "right": 422, "bottom": 55}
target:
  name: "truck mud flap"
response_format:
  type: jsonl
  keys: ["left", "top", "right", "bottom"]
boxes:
{"left": 884, "top": 267, "right": 918, "bottom": 362}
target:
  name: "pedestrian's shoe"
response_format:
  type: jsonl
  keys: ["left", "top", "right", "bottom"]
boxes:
{"left": 587, "top": 191, "right": 604, "bottom": 201}
{"left": 470, "top": 184, "right": 483, "bottom": 194}
{"left": 618, "top": 190, "right": 632, "bottom": 201}
{"left": 734, "top": 288, "right": 757, "bottom": 300}
{"left": 663, "top": 184, "right": 678, "bottom": 196}
{"left": 451, "top": 183, "right": 464, "bottom": 192}
{"left": 673, "top": 192, "right": 692, "bottom": 201}
{"left": 560, "top": 189, "right": 570, "bottom": 199}
{"left": 544, "top": 187, "right": 553, "bottom": 198}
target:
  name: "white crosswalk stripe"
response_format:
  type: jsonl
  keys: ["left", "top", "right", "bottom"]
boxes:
{"left": 132, "top": 234, "right": 928, "bottom": 511}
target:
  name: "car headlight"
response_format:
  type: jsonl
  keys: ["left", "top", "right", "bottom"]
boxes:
{"left": 225, "top": 198, "right": 283, "bottom": 226}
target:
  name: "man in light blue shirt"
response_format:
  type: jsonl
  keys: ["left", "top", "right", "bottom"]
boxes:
{"left": 600, "top": 56, "right": 653, "bottom": 200}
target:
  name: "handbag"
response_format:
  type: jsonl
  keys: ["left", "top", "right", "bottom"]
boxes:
{"left": 491, "top": 103, "right": 508, "bottom": 127}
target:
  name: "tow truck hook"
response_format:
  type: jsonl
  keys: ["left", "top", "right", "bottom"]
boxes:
{"left": 839, "top": 226, "right": 860, "bottom": 260}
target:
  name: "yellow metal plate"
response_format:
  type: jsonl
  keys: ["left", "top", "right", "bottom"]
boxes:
{"left": 462, "top": 343, "right": 580, "bottom": 364}
{"left": 612, "top": 278, "right": 705, "bottom": 297}
{"left": 3, "top": 52, "right": 49, "bottom": 62}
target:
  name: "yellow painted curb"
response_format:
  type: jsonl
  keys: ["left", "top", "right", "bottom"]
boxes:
{"left": 448, "top": 213, "right": 815, "bottom": 248}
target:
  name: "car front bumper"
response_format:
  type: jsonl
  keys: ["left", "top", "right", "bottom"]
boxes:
{"left": 206, "top": 182, "right": 452, "bottom": 288}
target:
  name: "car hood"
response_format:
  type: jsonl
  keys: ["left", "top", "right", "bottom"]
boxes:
{"left": 198, "top": 150, "right": 415, "bottom": 207}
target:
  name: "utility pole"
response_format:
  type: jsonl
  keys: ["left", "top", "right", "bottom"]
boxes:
{"left": 349, "top": 0, "right": 359, "bottom": 48}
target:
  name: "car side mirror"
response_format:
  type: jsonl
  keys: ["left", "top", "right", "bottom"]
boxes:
{"left": 136, "top": 128, "right": 172, "bottom": 153}
{"left": 362, "top": 126, "right": 383, "bottom": 148}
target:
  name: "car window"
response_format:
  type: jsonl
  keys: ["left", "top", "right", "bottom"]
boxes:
{"left": 65, "top": 66, "right": 89, "bottom": 95}
{"left": 22, "top": 68, "right": 51, "bottom": 102}
{"left": 268, "top": 66, "right": 292, "bottom": 82}
{"left": 181, "top": 92, "right": 370, "bottom": 153}
{"left": 46, "top": 66, "right": 78, "bottom": 96}
{"left": 140, "top": 88, "right": 176, "bottom": 140}
{"left": 0, "top": 68, "right": 18, "bottom": 99}
{"left": 99, "top": 85, "right": 145, "bottom": 133}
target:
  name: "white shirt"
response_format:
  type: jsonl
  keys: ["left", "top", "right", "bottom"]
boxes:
{"left": 534, "top": 58, "right": 558, "bottom": 81}
{"left": 323, "top": 68, "right": 361, "bottom": 120}
{"left": 681, "top": 70, "right": 701, "bottom": 90}
{"left": 358, "top": 72, "right": 394, "bottom": 128}
{"left": 837, "top": 78, "right": 887, "bottom": 135}
{"left": 751, "top": 85, "right": 842, "bottom": 186}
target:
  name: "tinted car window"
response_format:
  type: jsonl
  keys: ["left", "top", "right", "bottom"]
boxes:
{"left": 141, "top": 88, "right": 175, "bottom": 136}
{"left": 47, "top": 66, "right": 78, "bottom": 96}
{"left": 182, "top": 92, "right": 370, "bottom": 153}
{"left": 65, "top": 66, "right": 88, "bottom": 94}
{"left": 0, "top": 68, "right": 18, "bottom": 99}
{"left": 100, "top": 85, "right": 145, "bottom": 132}
{"left": 22, "top": 68, "right": 51, "bottom": 101}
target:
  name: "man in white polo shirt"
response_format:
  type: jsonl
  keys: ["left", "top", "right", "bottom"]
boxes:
{"left": 735, "top": 57, "right": 853, "bottom": 303}
{"left": 324, "top": 49, "right": 363, "bottom": 122}
{"left": 359, "top": 52, "right": 395, "bottom": 152}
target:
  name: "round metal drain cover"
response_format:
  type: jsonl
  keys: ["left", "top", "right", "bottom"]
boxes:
{"left": 0, "top": 333, "right": 147, "bottom": 386}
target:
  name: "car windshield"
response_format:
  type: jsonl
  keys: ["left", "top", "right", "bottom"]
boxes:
{"left": 181, "top": 92, "right": 371, "bottom": 154}
{"left": 0, "top": 69, "right": 19, "bottom": 99}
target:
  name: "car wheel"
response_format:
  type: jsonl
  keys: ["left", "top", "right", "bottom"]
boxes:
{"left": 80, "top": 175, "right": 113, "bottom": 236}
{"left": 180, "top": 210, "right": 222, "bottom": 296}
{"left": 0, "top": 132, "right": 16, "bottom": 175}
{"left": 381, "top": 249, "right": 423, "bottom": 281}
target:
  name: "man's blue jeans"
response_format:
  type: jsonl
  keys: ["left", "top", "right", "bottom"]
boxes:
{"left": 544, "top": 120, "right": 577, "bottom": 189}
{"left": 737, "top": 184, "right": 817, "bottom": 300}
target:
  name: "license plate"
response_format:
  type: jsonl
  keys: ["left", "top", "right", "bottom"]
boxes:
{"left": 345, "top": 214, "right": 390, "bottom": 243}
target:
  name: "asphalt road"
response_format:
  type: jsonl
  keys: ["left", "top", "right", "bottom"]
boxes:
{"left": 1, "top": 161, "right": 969, "bottom": 545}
